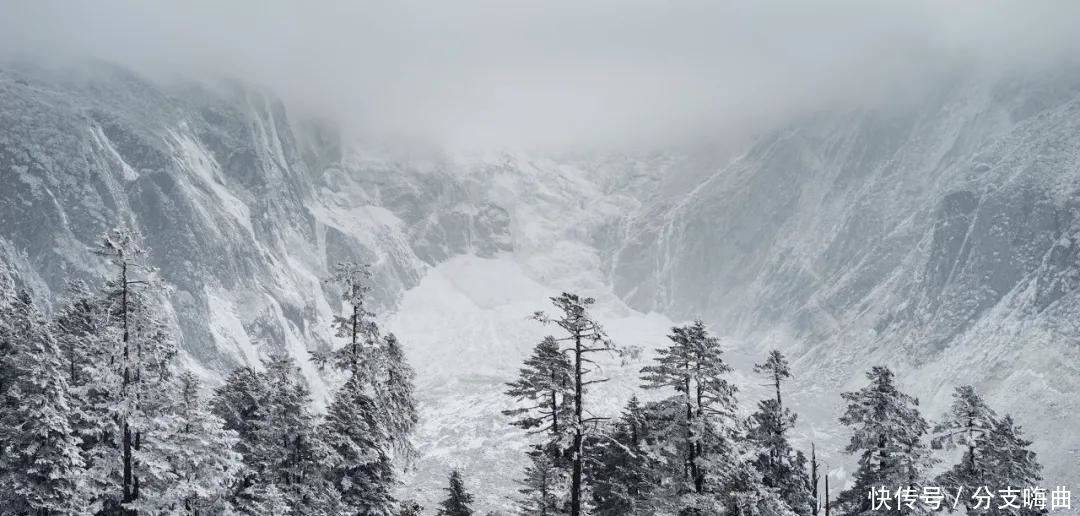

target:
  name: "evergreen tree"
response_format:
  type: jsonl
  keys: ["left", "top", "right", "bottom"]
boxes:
{"left": 504, "top": 336, "right": 573, "bottom": 458}
{"left": 261, "top": 355, "right": 338, "bottom": 515}
{"left": 809, "top": 444, "right": 820, "bottom": 516}
{"left": 932, "top": 386, "right": 1043, "bottom": 515}
{"left": 49, "top": 279, "right": 125, "bottom": 513}
{"left": 212, "top": 365, "right": 270, "bottom": 507}
{"left": 519, "top": 450, "right": 568, "bottom": 516}
{"left": 321, "top": 372, "right": 395, "bottom": 516}
{"left": 131, "top": 372, "right": 242, "bottom": 515}
{"left": 746, "top": 351, "right": 814, "bottom": 515}
{"left": 214, "top": 355, "right": 337, "bottom": 515}
{"left": 235, "top": 482, "right": 292, "bottom": 516}
{"left": 93, "top": 227, "right": 178, "bottom": 514}
{"left": 377, "top": 333, "right": 419, "bottom": 460}
{"left": 640, "top": 320, "right": 737, "bottom": 508}
{"left": 0, "top": 290, "right": 86, "bottom": 515}
{"left": 315, "top": 262, "right": 380, "bottom": 375}
{"left": 52, "top": 280, "right": 108, "bottom": 389}
{"left": 398, "top": 499, "right": 424, "bottom": 516}
{"left": 438, "top": 470, "right": 475, "bottom": 516}
{"left": 0, "top": 263, "right": 16, "bottom": 423}
{"left": 531, "top": 293, "right": 617, "bottom": 516}
{"left": 318, "top": 261, "right": 417, "bottom": 515}
{"left": 589, "top": 397, "right": 658, "bottom": 516}
{"left": 836, "top": 367, "right": 934, "bottom": 516}
{"left": 52, "top": 280, "right": 111, "bottom": 444}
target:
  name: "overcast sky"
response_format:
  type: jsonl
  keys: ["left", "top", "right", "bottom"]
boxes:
{"left": 2, "top": 1, "right": 1080, "bottom": 152}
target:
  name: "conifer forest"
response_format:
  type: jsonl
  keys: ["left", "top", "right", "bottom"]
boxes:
{"left": 3, "top": 2, "right": 1080, "bottom": 515}
{"left": 0, "top": 229, "right": 1048, "bottom": 515}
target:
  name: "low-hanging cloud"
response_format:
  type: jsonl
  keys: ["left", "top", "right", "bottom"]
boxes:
{"left": 3, "top": 0, "right": 1080, "bottom": 153}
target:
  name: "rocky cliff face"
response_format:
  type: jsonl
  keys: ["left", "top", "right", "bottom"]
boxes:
{"left": 6, "top": 60, "right": 1080, "bottom": 506}
{"left": 0, "top": 61, "right": 524, "bottom": 382}
{"left": 611, "top": 68, "right": 1080, "bottom": 486}
{"left": 0, "top": 60, "right": 673, "bottom": 508}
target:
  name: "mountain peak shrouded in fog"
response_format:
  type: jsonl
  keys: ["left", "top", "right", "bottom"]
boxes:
{"left": 6, "top": 2, "right": 1080, "bottom": 513}
{"left": 4, "top": 1, "right": 1080, "bottom": 153}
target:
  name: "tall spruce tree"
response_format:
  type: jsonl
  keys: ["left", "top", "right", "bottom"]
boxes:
{"left": 504, "top": 336, "right": 574, "bottom": 458}
{"left": 932, "top": 386, "right": 1043, "bottom": 515}
{"left": 93, "top": 227, "right": 179, "bottom": 513}
{"left": 212, "top": 365, "right": 272, "bottom": 510}
{"left": 0, "top": 290, "right": 86, "bottom": 515}
{"left": 836, "top": 366, "right": 934, "bottom": 516}
{"left": 53, "top": 280, "right": 111, "bottom": 447}
{"left": 531, "top": 293, "right": 617, "bottom": 516}
{"left": 262, "top": 355, "right": 339, "bottom": 515}
{"left": 640, "top": 320, "right": 737, "bottom": 506}
{"left": 747, "top": 350, "right": 814, "bottom": 515}
{"left": 321, "top": 372, "right": 394, "bottom": 515}
{"left": 0, "top": 263, "right": 16, "bottom": 436}
{"left": 519, "top": 451, "right": 568, "bottom": 516}
{"left": 376, "top": 333, "right": 419, "bottom": 460}
{"left": 94, "top": 227, "right": 178, "bottom": 514}
{"left": 438, "top": 470, "right": 475, "bottom": 516}
{"left": 51, "top": 278, "right": 123, "bottom": 512}
{"left": 589, "top": 397, "right": 658, "bottom": 516}
{"left": 318, "top": 261, "right": 417, "bottom": 515}
{"left": 214, "top": 354, "right": 338, "bottom": 515}
{"left": 131, "top": 372, "right": 242, "bottom": 515}
{"left": 315, "top": 262, "right": 380, "bottom": 374}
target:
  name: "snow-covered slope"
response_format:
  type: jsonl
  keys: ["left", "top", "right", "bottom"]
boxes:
{"left": 7, "top": 60, "right": 1080, "bottom": 509}
{"left": 388, "top": 255, "right": 676, "bottom": 509}
{"left": 0, "top": 61, "right": 677, "bottom": 510}
{"left": 611, "top": 68, "right": 1080, "bottom": 490}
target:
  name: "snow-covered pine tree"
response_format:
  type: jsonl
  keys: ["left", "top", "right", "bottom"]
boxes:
{"left": 932, "top": 386, "right": 1043, "bottom": 515}
{"left": 531, "top": 293, "right": 617, "bottom": 516}
{"left": 376, "top": 332, "right": 419, "bottom": 461}
{"left": 755, "top": 351, "right": 791, "bottom": 406}
{"left": 53, "top": 280, "right": 111, "bottom": 432}
{"left": 0, "top": 289, "right": 86, "bottom": 515}
{"left": 315, "top": 262, "right": 380, "bottom": 374}
{"left": 93, "top": 227, "right": 179, "bottom": 514}
{"left": 212, "top": 365, "right": 271, "bottom": 509}
{"left": 809, "top": 444, "right": 820, "bottom": 516}
{"left": 836, "top": 366, "right": 934, "bottom": 516}
{"left": 437, "top": 470, "right": 475, "bottom": 516}
{"left": 52, "top": 280, "right": 106, "bottom": 389}
{"left": 318, "top": 261, "right": 418, "bottom": 514}
{"left": 639, "top": 320, "right": 737, "bottom": 508}
{"left": 321, "top": 371, "right": 395, "bottom": 516}
{"left": 746, "top": 350, "right": 814, "bottom": 515}
{"left": 235, "top": 482, "right": 293, "bottom": 516}
{"left": 260, "top": 354, "right": 339, "bottom": 515}
{"left": 0, "top": 262, "right": 15, "bottom": 417}
{"left": 504, "top": 335, "right": 574, "bottom": 460}
{"left": 213, "top": 354, "right": 341, "bottom": 515}
{"left": 398, "top": 499, "right": 424, "bottom": 516}
{"left": 131, "top": 371, "right": 242, "bottom": 515}
{"left": 589, "top": 396, "right": 659, "bottom": 516}
{"left": 720, "top": 462, "right": 800, "bottom": 516}
{"left": 50, "top": 279, "right": 125, "bottom": 512}
{"left": 518, "top": 450, "right": 567, "bottom": 516}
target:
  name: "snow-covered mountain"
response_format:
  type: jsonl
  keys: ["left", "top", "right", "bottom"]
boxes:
{"left": 4, "top": 60, "right": 1080, "bottom": 510}
{"left": 0, "top": 61, "right": 678, "bottom": 509}
{"left": 612, "top": 67, "right": 1080, "bottom": 492}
